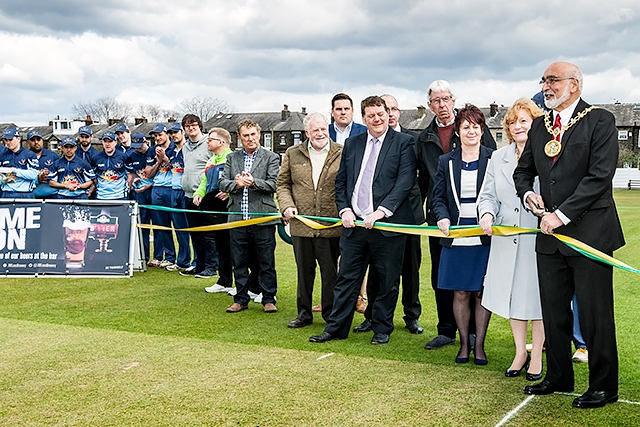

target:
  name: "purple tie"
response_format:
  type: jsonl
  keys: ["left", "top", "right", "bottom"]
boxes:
{"left": 357, "top": 137, "right": 380, "bottom": 212}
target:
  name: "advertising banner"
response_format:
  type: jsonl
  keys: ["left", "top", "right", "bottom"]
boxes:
{"left": 0, "top": 200, "right": 136, "bottom": 277}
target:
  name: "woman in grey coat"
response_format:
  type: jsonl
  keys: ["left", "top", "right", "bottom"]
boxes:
{"left": 478, "top": 98, "right": 545, "bottom": 380}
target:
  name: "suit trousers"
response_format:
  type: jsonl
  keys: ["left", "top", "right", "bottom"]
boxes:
{"left": 537, "top": 251, "right": 618, "bottom": 392}
{"left": 325, "top": 228, "right": 405, "bottom": 338}
{"left": 230, "top": 225, "right": 277, "bottom": 306}
{"left": 366, "top": 234, "right": 422, "bottom": 323}
{"left": 291, "top": 235, "right": 340, "bottom": 323}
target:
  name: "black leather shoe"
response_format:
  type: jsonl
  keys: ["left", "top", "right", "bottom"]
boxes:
{"left": 287, "top": 318, "right": 312, "bottom": 328}
{"left": 309, "top": 332, "right": 335, "bottom": 343}
{"left": 353, "top": 319, "right": 372, "bottom": 333}
{"left": 371, "top": 332, "right": 389, "bottom": 344}
{"left": 405, "top": 319, "right": 424, "bottom": 334}
{"left": 505, "top": 355, "right": 530, "bottom": 377}
{"left": 572, "top": 389, "right": 618, "bottom": 408}
{"left": 524, "top": 380, "right": 573, "bottom": 395}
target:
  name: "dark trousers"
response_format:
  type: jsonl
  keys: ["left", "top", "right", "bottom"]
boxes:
{"left": 170, "top": 189, "right": 192, "bottom": 268}
{"left": 366, "top": 234, "right": 422, "bottom": 324}
{"left": 131, "top": 188, "right": 152, "bottom": 261}
{"left": 184, "top": 197, "right": 218, "bottom": 272}
{"left": 231, "top": 225, "right": 277, "bottom": 306}
{"left": 151, "top": 186, "right": 175, "bottom": 262}
{"left": 537, "top": 251, "right": 618, "bottom": 392}
{"left": 325, "top": 228, "right": 405, "bottom": 338}
{"left": 292, "top": 235, "right": 340, "bottom": 323}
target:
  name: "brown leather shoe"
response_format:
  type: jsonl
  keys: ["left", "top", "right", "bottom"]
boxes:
{"left": 311, "top": 303, "right": 322, "bottom": 313}
{"left": 226, "top": 303, "right": 248, "bottom": 313}
{"left": 356, "top": 296, "right": 367, "bottom": 314}
{"left": 264, "top": 303, "right": 277, "bottom": 313}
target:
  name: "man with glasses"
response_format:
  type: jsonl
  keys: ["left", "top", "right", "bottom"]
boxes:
{"left": 515, "top": 61, "right": 624, "bottom": 409}
{"left": 146, "top": 124, "right": 177, "bottom": 269}
{"left": 0, "top": 127, "right": 39, "bottom": 198}
{"left": 92, "top": 131, "right": 130, "bottom": 200}
{"left": 27, "top": 130, "right": 59, "bottom": 199}
{"left": 416, "top": 80, "right": 496, "bottom": 351}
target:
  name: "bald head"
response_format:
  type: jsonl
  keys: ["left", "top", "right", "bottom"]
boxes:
{"left": 541, "top": 61, "right": 583, "bottom": 111}
{"left": 381, "top": 94, "right": 400, "bottom": 129}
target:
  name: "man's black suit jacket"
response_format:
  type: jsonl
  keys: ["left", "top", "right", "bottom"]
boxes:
{"left": 335, "top": 128, "right": 417, "bottom": 236}
{"left": 513, "top": 98, "right": 625, "bottom": 255}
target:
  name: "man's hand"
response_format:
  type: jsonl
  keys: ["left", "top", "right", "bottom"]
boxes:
{"left": 155, "top": 147, "right": 168, "bottom": 163}
{"left": 215, "top": 191, "right": 228, "bottom": 201}
{"left": 479, "top": 212, "right": 494, "bottom": 236}
{"left": 38, "top": 169, "right": 49, "bottom": 183}
{"left": 363, "top": 209, "right": 385, "bottom": 229}
{"left": 539, "top": 212, "right": 562, "bottom": 235}
{"left": 193, "top": 195, "right": 202, "bottom": 206}
{"left": 437, "top": 218, "right": 451, "bottom": 237}
{"left": 283, "top": 207, "right": 298, "bottom": 224}
{"left": 341, "top": 209, "right": 356, "bottom": 228}
{"left": 235, "top": 171, "right": 254, "bottom": 189}
{"left": 526, "top": 193, "right": 547, "bottom": 217}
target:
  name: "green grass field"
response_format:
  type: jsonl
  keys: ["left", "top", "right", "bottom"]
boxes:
{"left": 1, "top": 191, "right": 639, "bottom": 426}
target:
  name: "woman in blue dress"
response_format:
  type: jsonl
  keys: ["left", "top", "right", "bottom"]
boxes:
{"left": 432, "top": 104, "right": 495, "bottom": 365}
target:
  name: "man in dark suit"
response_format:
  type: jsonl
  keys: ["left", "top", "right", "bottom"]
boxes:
{"left": 328, "top": 93, "right": 367, "bottom": 145}
{"left": 219, "top": 119, "right": 281, "bottom": 314}
{"left": 353, "top": 94, "right": 424, "bottom": 335}
{"left": 309, "top": 95, "right": 417, "bottom": 345}
{"left": 514, "top": 61, "right": 625, "bottom": 409}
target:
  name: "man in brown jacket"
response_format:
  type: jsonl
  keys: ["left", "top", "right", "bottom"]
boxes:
{"left": 276, "top": 112, "right": 343, "bottom": 328}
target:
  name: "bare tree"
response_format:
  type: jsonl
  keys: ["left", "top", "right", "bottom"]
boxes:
{"left": 176, "top": 96, "right": 235, "bottom": 122}
{"left": 71, "top": 97, "right": 133, "bottom": 123}
{"left": 136, "top": 103, "right": 166, "bottom": 122}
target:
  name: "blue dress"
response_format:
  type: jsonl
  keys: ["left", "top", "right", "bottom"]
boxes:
{"left": 437, "top": 160, "right": 490, "bottom": 292}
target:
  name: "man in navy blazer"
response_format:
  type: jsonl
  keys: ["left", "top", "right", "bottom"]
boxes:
{"left": 328, "top": 93, "right": 367, "bottom": 145}
{"left": 310, "top": 95, "right": 417, "bottom": 345}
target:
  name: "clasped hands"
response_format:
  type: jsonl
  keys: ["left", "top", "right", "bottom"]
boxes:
{"left": 235, "top": 170, "right": 255, "bottom": 189}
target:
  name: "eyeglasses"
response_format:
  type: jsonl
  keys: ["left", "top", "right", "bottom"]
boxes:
{"left": 429, "top": 96, "right": 453, "bottom": 105}
{"left": 184, "top": 123, "right": 199, "bottom": 129}
{"left": 539, "top": 76, "right": 574, "bottom": 86}
{"left": 207, "top": 137, "right": 224, "bottom": 143}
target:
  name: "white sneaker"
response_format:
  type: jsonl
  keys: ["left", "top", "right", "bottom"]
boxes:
{"left": 158, "top": 260, "right": 174, "bottom": 268}
{"left": 147, "top": 259, "right": 161, "bottom": 267}
{"left": 572, "top": 348, "right": 588, "bottom": 363}
{"left": 227, "top": 287, "right": 237, "bottom": 296}
{"left": 165, "top": 263, "right": 182, "bottom": 271}
{"left": 248, "top": 291, "right": 260, "bottom": 300}
{"left": 204, "top": 284, "right": 234, "bottom": 294}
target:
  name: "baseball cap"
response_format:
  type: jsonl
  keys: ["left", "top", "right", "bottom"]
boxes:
{"left": 2, "top": 127, "right": 20, "bottom": 140}
{"left": 167, "top": 123, "right": 183, "bottom": 132}
{"left": 114, "top": 123, "right": 130, "bottom": 133}
{"left": 61, "top": 136, "right": 76, "bottom": 147}
{"left": 78, "top": 125, "right": 93, "bottom": 136}
{"left": 27, "top": 130, "right": 43, "bottom": 140}
{"left": 101, "top": 131, "right": 116, "bottom": 141}
{"left": 149, "top": 124, "right": 167, "bottom": 135}
{"left": 130, "top": 132, "right": 147, "bottom": 148}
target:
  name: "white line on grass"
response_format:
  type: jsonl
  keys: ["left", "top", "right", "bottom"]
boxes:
{"left": 494, "top": 395, "right": 535, "bottom": 427}
{"left": 316, "top": 352, "right": 334, "bottom": 361}
{"left": 556, "top": 392, "right": 640, "bottom": 405}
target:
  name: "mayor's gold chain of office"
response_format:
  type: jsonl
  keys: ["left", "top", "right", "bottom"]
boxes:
{"left": 543, "top": 106, "right": 596, "bottom": 157}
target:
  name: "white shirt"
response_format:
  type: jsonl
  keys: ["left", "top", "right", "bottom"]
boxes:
{"left": 334, "top": 122, "right": 353, "bottom": 146}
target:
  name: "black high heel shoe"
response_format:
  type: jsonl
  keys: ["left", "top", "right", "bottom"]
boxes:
{"left": 473, "top": 348, "right": 488, "bottom": 366}
{"left": 505, "top": 354, "right": 530, "bottom": 377}
{"left": 526, "top": 360, "right": 543, "bottom": 381}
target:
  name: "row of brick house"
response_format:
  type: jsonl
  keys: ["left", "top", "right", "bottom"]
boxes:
{"left": 2, "top": 102, "right": 640, "bottom": 156}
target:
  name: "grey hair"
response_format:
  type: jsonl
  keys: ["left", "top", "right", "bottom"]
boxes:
{"left": 303, "top": 112, "right": 329, "bottom": 131}
{"left": 568, "top": 64, "right": 584, "bottom": 92}
{"left": 427, "top": 80, "right": 456, "bottom": 101}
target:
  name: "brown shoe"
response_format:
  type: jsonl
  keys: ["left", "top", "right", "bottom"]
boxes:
{"left": 311, "top": 303, "right": 322, "bottom": 313}
{"left": 226, "top": 303, "right": 248, "bottom": 313}
{"left": 356, "top": 296, "right": 367, "bottom": 314}
{"left": 264, "top": 303, "right": 277, "bottom": 313}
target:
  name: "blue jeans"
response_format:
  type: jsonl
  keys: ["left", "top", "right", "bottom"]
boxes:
{"left": 572, "top": 293, "right": 586, "bottom": 350}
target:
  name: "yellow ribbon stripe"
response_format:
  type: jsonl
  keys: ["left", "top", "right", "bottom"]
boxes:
{"left": 137, "top": 215, "right": 280, "bottom": 232}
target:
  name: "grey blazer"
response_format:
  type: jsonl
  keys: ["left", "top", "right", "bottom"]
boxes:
{"left": 218, "top": 146, "right": 281, "bottom": 225}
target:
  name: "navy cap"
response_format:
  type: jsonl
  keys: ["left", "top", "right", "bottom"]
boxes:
{"left": 167, "top": 123, "right": 183, "bottom": 132}
{"left": 114, "top": 123, "right": 130, "bottom": 133}
{"left": 27, "top": 130, "right": 43, "bottom": 140}
{"left": 101, "top": 131, "right": 116, "bottom": 141}
{"left": 78, "top": 125, "right": 93, "bottom": 136}
{"left": 149, "top": 124, "right": 167, "bottom": 135}
{"left": 130, "top": 132, "right": 147, "bottom": 148}
{"left": 61, "top": 136, "right": 76, "bottom": 146}
{"left": 2, "top": 127, "right": 20, "bottom": 139}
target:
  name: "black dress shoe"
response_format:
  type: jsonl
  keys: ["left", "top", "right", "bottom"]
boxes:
{"left": 405, "top": 319, "right": 424, "bottom": 334}
{"left": 505, "top": 355, "right": 530, "bottom": 377}
{"left": 287, "top": 318, "right": 312, "bottom": 328}
{"left": 524, "top": 380, "right": 573, "bottom": 395}
{"left": 353, "top": 319, "right": 372, "bottom": 333}
{"left": 371, "top": 332, "right": 389, "bottom": 344}
{"left": 309, "top": 332, "right": 335, "bottom": 343}
{"left": 572, "top": 389, "right": 618, "bottom": 408}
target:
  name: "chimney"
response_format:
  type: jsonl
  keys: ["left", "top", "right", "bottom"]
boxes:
{"left": 301, "top": 107, "right": 307, "bottom": 115}
{"left": 135, "top": 117, "right": 148, "bottom": 126}
{"left": 85, "top": 115, "right": 93, "bottom": 125}
{"left": 417, "top": 105, "right": 426, "bottom": 118}
{"left": 168, "top": 116, "right": 176, "bottom": 122}
{"left": 108, "top": 118, "right": 120, "bottom": 126}
{"left": 281, "top": 104, "right": 291, "bottom": 121}
{"left": 490, "top": 102, "right": 498, "bottom": 117}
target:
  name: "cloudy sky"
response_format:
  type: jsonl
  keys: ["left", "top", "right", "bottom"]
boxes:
{"left": 1, "top": 0, "right": 640, "bottom": 126}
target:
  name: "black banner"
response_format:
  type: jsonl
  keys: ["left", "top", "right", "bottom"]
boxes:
{"left": 0, "top": 200, "right": 135, "bottom": 276}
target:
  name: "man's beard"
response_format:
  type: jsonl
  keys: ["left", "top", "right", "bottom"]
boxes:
{"left": 544, "top": 86, "right": 570, "bottom": 110}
